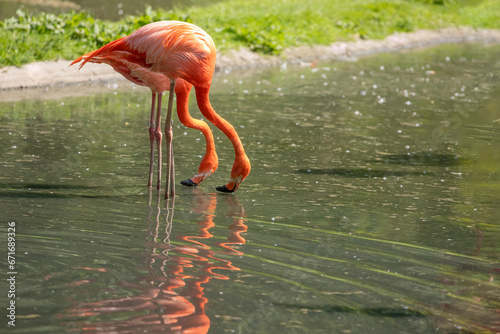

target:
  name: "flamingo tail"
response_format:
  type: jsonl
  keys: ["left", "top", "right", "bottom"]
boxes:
{"left": 70, "top": 36, "right": 129, "bottom": 69}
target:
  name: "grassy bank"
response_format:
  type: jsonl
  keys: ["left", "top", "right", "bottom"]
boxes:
{"left": 1, "top": 0, "right": 499, "bottom": 68}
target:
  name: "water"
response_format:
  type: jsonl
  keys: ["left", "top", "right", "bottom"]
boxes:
{"left": 0, "top": 0, "right": 222, "bottom": 21}
{"left": 1, "top": 43, "right": 499, "bottom": 333}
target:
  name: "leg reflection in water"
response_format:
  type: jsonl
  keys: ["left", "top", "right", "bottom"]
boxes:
{"left": 60, "top": 190, "right": 247, "bottom": 333}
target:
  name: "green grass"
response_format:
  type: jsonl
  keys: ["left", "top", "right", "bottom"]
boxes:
{"left": 1, "top": 0, "right": 499, "bottom": 68}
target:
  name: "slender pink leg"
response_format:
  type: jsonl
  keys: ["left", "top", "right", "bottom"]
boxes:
{"left": 148, "top": 92, "right": 157, "bottom": 188}
{"left": 164, "top": 79, "right": 176, "bottom": 199}
{"left": 169, "top": 124, "right": 175, "bottom": 196}
{"left": 155, "top": 93, "right": 163, "bottom": 190}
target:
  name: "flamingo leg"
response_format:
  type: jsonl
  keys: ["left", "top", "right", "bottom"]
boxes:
{"left": 155, "top": 93, "right": 163, "bottom": 190}
{"left": 148, "top": 92, "right": 157, "bottom": 188}
{"left": 164, "top": 79, "right": 177, "bottom": 199}
{"left": 169, "top": 122, "right": 175, "bottom": 196}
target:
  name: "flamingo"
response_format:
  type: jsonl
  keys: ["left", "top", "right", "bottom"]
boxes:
{"left": 71, "top": 21, "right": 251, "bottom": 198}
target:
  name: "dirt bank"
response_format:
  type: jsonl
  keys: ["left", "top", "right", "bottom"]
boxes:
{"left": 1, "top": 26, "right": 500, "bottom": 94}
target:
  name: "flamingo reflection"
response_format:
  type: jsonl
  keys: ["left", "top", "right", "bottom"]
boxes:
{"left": 61, "top": 191, "right": 247, "bottom": 333}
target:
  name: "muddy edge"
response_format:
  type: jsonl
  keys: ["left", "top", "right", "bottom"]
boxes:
{"left": 1, "top": 27, "right": 500, "bottom": 99}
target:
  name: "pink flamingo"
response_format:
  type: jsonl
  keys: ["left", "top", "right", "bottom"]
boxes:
{"left": 71, "top": 21, "right": 251, "bottom": 198}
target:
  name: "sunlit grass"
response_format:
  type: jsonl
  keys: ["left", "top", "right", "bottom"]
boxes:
{"left": 1, "top": 0, "right": 499, "bottom": 67}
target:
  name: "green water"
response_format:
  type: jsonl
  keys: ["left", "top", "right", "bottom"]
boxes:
{"left": 1, "top": 43, "right": 499, "bottom": 333}
{"left": 0, "top": 0, "right": 222, "bottom": 21}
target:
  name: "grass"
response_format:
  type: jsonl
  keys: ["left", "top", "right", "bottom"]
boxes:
{"left": 0, "top": 0, "right": 499, "bottom": 68}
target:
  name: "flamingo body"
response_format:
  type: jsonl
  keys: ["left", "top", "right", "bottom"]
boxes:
{"left": 71, "top": 21, "right": 251, "bottom": 196}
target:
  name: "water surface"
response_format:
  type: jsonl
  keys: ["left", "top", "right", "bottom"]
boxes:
{"left": 0, "top": 0, "right": 223, "bottom": 21}
{"left": 1, "top": 43, "right": 499, "bottom": 333}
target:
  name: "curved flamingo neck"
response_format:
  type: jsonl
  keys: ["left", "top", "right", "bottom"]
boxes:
{"left": 176, "top": 84, "right": 216, "bottom": 154}
{"left": 194, "top": 86, "right": 246, "bottom": 158}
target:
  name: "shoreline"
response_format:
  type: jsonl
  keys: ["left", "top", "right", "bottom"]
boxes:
{"left": 1, "top": 26, "right": 500, "bottom": 96}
